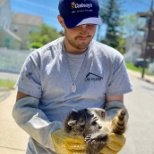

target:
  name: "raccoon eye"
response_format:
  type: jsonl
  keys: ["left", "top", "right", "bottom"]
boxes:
{"left": 80, "top": 124, "right": 85, "bottom": 128}
{"left": 91, "top": 121, "right": 97, "bottom": 125}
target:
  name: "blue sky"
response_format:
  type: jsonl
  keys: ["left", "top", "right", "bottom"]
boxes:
{"left": 11, "top": 0, "right": 153, "bottom": 36}
{"left": 11, "top": 0, "right": 61, "bottom": 30}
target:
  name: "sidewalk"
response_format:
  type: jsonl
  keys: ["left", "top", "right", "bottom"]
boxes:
{"left": 127, "top": 69, "right": 154, "bottom": 84}
{"left": 0, "top": 90, "right": 28, "bottom": 154}
{"left": 0, "top": 72, "right": 19, "bottom": 81}
{"left": 0, "top": 70, "right": 153, "bottom": 154}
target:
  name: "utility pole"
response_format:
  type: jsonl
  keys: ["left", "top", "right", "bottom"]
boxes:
{"left": 141, "top": 0, "right": 154, "bottom": 78}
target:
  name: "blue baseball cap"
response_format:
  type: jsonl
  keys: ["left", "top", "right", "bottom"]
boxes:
{"left": 58, "top": 0, "right": 102, "bottom": 28}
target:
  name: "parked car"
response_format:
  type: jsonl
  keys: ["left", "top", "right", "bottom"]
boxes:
{"left": 134, "top": 58, "right": 149, "bottom": 68}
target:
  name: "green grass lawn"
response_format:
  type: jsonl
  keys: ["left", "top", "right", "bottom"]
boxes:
{"left": 126, "top": 63, "right": 154, "bottom": 76}
{"left": 0, "top": 79, "right": 15, "bottom": 89}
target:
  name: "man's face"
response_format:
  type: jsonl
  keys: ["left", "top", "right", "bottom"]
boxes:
{"left": 58, "top": 15, "right": 97, "bottom": 54}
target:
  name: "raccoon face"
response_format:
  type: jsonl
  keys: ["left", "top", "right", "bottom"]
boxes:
{"left": 65, "top": 109, "right": 86, "bottom": 136}
{"left": 64, "top": 108, "right": 106, "bottom": 136}
{"left": 84, "top": 108, "right": 106, "bottom": 135}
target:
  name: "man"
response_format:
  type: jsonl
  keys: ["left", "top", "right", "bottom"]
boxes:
{"left": 12, "top": 0, "right": 132, "bottom": 153}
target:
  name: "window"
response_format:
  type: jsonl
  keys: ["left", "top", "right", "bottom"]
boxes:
{"left": 13, "top": 26, "right": 18, "bottom": 32}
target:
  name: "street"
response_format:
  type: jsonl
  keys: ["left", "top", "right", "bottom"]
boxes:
{"left": 0, "top": 71, "right": 154, "bottom": 154}
{"left": 119, "top": 74, "right": 154, "bottom": 154}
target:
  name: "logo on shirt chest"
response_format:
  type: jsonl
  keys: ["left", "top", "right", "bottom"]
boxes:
{"left": 85, "top": 73, "right": 103, "bottom": 82}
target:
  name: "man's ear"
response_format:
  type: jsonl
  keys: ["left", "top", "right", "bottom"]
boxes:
{"left": 57, "top": 15, "right": 65, "bottom": 27}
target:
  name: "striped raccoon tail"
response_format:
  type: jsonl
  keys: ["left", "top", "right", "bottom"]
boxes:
{"left": 111, "top": 108, "right": 127, "bottom": 135}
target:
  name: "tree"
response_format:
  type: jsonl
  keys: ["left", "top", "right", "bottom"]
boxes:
{"left": 100, "top": 0, "right": 124, "bottom": 52}
{"left": 120, "top": 14, "right": 141, "bottom": 37}
{"left": 27, "top": 23, "right": 62, "bottom": 48}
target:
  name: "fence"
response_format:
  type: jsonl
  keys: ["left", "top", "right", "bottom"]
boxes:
{"left": 0, "top": 48, "right": 31, "bottom": 74}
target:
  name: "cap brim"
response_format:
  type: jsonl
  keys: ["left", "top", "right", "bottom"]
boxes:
{"left": 64, "top": 16, "right": 102, "bottom": 28}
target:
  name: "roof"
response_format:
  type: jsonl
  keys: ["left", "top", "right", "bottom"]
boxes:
{"left": 12, "top": 13, "right": 43, "bottom": 26}
{"left": 0, "top": 0, "right": 6, "bottom": 7}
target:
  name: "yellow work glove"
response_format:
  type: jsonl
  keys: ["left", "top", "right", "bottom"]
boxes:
{"left": 51, "top": 128, "right": 87, "bottom": 154}
{"left": 52, "top": 128, "right": 126, "bottom": 154}
{"left": 100, "top": 133, "right": 126, "bottom": 154}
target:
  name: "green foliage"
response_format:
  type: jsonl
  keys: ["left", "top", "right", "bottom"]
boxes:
{"left": 28, "top": 42, "right": 43, "bottom": 49}
{"left": 27, "top": 23, "right": 62, "bottom": 48}
{"left": 0, "top": 79, "right": 15, "bottom": 89}
{"left": 116, "top": 36, "right": 125, "bottom": 54}
{"left": 126, "top": 62, "right": 143, "bottom": 72}
{"left": 100, "top": 0, "right": 125, "bottom": 53}
{"left": 126, "top": 63, "right": 154, "bottom": 75}
{"left": 120, "top": 14, "right": 141, "bottom": 36}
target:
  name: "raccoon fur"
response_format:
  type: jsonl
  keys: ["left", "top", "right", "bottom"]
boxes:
{"left": 64, "top": 108, "right": 127, "bottom": 154}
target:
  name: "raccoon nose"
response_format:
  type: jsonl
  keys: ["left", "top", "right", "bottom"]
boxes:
{"left": 98, "top": 125, "right": 102, "bottom": 129}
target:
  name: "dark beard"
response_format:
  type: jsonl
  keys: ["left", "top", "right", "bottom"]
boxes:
{"left": 65, "top": 34, "right": 92, "bottom": 51}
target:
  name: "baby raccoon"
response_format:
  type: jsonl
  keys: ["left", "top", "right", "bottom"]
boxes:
{"left": 64, "top": 108, "right": 127, "bottom": 154}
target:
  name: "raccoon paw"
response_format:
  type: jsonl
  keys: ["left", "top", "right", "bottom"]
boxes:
{"left": 85, "top": 132, "right": 108, "bottom": 145}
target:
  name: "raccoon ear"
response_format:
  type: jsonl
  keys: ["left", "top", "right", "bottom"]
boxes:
{"left": 72, "top": 109, "right": 78, "bottom": 113}
{"left": 68, "top": 120, "right": 76, "bottom": 126}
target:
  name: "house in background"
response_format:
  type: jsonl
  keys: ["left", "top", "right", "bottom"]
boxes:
{"left": 136, "top": 11, "right": 154, "bottom": 60}
{"left": 124, "top": 10, "right": 154, "bottom": 63}
{"left": 0, "top": 0, "right": 11, "bottom": 29}
{"left": 11, "top": 13, "right": 42, "bottom": 49}
{"left": 124, "top": 34, "right": 144, "bottom": 63}
{"left": 0, "top": 0, "right": 43, "bottom": 50}
{"left": 0, "top": 0, "right": 21, "bottom": 49}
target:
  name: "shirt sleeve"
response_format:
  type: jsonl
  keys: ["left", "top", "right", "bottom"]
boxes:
{"left": 12, "top": 96, "right": 62, "bottom": 150}
{"left": 106, "top": 57, "right": 133, "bottom": 96}
{"left": 13, "top": 51, "right": 62, "bottom": 150}
{"left": 15, "top": 52, "right": 42, "bottom": 98}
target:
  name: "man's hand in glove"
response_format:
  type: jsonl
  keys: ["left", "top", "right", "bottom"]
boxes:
{"left": 51, "top": 128, "right": 126, "bottom": 154}
{"left": 51, "top": 128, "right": 86, "bottom": 154}
{"left": 100, "top": 133, "right": 126, "bottom": 154}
